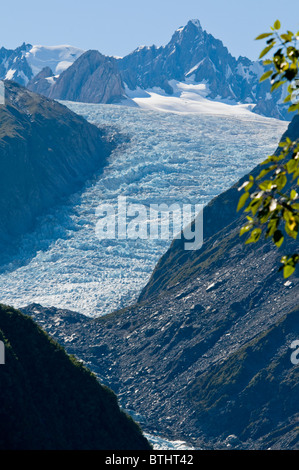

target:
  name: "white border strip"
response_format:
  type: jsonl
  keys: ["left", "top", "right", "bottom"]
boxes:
{"left": 0, "top": 80, "right": 5, "bottom": 105}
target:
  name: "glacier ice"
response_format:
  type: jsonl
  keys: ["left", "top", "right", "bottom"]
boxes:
{"left": 0, "top": 102, "right": 288, "bottom": 316}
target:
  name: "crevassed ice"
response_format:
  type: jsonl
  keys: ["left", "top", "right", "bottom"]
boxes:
{"left": 0, "top": 103, "right": 288, "bottom": 316}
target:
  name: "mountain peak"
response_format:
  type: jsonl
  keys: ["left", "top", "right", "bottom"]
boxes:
{"left": 189, "top": 19, "right": 202, "bottom": 29}
{"left": 175, "top": 18, "right": 202, "bottom": 34}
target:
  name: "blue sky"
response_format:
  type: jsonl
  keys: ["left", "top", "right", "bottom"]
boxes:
{"left": 1, "top": 0, "right": 298, "bottom": 60}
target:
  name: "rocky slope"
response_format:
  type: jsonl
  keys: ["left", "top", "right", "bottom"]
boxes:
{"left": 26, "top": 66, "right": 55, "bottom": 96}
{"left": 0, "top": 304, "right": 151, "bottom": 449}
{"left": 0, "top": 81, "right": 115, "bottom": 253}
{"left": 23, "top": 115, "right": 299, "bottom": 449}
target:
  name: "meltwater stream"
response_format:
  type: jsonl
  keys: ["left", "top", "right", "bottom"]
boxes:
{"left": 0, "top": 103, "right": 287, "bottom": 316}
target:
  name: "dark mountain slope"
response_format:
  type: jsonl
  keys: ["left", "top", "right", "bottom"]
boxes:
{"left": 26, "top": 66, "right": 54, "bottom": 96}
{"left": 0, "top": 304, "right": 151, "bottom": 450}
{"left": 23, "top": 115, "right": 299, "bottom": 449}
{"left": 188, "top": 305, "right": 299, "bottom": 448}
{"left": 0, "top": 81, "right": 115, "bottom": 251}
{"left": 140, "top": 114, "right": 299, "bottom": 301}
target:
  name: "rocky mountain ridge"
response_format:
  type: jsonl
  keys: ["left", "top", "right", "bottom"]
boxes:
{"left": 43, "top": 50, "right": 126, "bottom": 104}
{"left": 1, "top": 20, "right": 291, "bottom": 119}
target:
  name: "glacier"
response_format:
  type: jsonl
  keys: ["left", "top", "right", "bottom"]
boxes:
{"left": 0, "top": 102, "right": 288, "bottom": 316}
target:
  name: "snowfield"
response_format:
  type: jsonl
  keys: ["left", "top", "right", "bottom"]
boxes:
{"left": 24, "top": 45, "right": 84, "bottom": 77}
{"left": 0, "top": 103, "right": 287, "bottom": 316}
{"left": 125, "top": 78, "right": 257, "bottom": 115}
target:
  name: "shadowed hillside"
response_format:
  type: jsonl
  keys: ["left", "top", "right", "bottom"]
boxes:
{"left": 0, "top": 81, "right": 115, "bottom": 253}
{"left": 0, "top": 304, "right": 151, "bottom": 450}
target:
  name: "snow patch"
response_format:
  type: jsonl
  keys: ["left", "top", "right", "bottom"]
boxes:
{"left": 24, "top": 45, "right": 84, "bottom": 77}
{"left": 127, "top": 80, "right": 263, "bottom": 117}
{"left": 5, "top": 69, "right": 16, "bottom": 80}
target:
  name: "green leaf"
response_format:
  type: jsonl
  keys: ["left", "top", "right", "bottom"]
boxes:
{"left": 245, "top": 228, "right": 262, "bottom": 244}
{"left": 284, "top": 94, "right": 292, "bottom": 103}
{"left": 255, "top": 32, "right": 273, "bottom": 40}
{"left": 274, "top": 20, "right": 281, "bottom": 30}
{"left": 237, "top": 192, "right": 250, "bottom": 212}
{"left": 284, "top": 223, "right": 297, "bottom": 239}
{"left": 285, "top": 159, "right": 298, "bottom": 173}
{"left": 270, "top": 80, "right": 286, "bottom": 92}
{"left": 259, "top": 70, "right": 273, "bottom": 82}
{"left": 258, "top": 180, "right": 274, "bottom": 191}
{"left": 275, "top": 173, "right": 287, "bottom": 190}
{"left": 257, "top": 165, "right": 277, "bottom": 180}
{"left": 259, "top": 44, "right": 274, "bottom": 59}
{"left": 283, "top": 264, "right": 295, "bottom": 278}
{"left": 288, "top": 103, "right": 299, "bottom": 113}
{"left": 244, "top": 180, "right": 254, "bottom": 191}
{"left": 246, "top": 197, "right": 263, "bottom": 216}
{"left": 287, "top": 216, "right": 297, "bottom": 232}
{"left": 266, "top": 217, "right": 279, "bottom": 237}
{"left": 273, "top": 230, "right": 284, "bottom": 247}
{"left": 280, "top": 32, "right": 293, "bottom": 42}
{"left": 240, "top": 224, "right": 253, "bottom": 236}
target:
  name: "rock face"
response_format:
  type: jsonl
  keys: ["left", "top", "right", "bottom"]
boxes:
{"left": 0, "top": 43, "right": 33, "bottom": 85}
{"left": 26, "top": 66, "right": 54, "bottom": 96}
{"left": 23, "top": 115, "right": 299, "bottom": 449}
{"left": 44, "top": 50, "right": 126, "bottom": 104}
{"left": 0, "top": 304, "right": 151, "bottom": 450}
{"left": 0, "top": 81, "right": 115, "bottom": 251}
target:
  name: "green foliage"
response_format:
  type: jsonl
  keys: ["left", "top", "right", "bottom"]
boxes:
{"left": 238, "top": 21, "right": 299, "bottom": 278}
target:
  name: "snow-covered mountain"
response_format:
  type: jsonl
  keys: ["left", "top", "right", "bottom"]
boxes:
{"left": 0, "top": 43, "right": 33, "bottom": 85}
{"left": 24, "top": 44, "right": 84, "bottom": 77}
{"left": 0, "top": 43, "right": 84, "bottom": 86}
{"left": 117, "top": 19, "right": 288, "bottom": 119}
{"left": 0, "top": 20, "right": 291, "bottom": 118}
